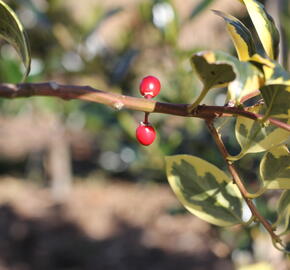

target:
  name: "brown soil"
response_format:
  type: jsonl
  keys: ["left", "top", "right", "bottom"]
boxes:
{"left": 0, "top": 178, "right": 234, "bottom": 270}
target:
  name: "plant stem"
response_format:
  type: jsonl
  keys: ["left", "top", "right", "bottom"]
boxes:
{"left": 0, "top": 82, "right": 289, "bottom": 132}
{"left": 144, "top": 112, "right": 149, "bottom": 124}
{"left": 188, "top": 86, "right": 210, "bottom": 111}
{"left": 206, "top": 119, "right": 282, "bottom": 244}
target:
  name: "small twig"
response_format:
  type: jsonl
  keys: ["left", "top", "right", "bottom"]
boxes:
{"left": 0, "top": 82, "right": 289, "bottom": 132}
{"left": 206, "top": 119, "right": 282, "bottom": 244}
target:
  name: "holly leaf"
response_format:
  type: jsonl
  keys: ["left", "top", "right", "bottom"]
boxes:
{"left": 240, "top": 0, "right": 280, "bottom": 60}
{"left": 0, "top": 0, "right": 31, "bottom": 79}
{"left": 260, "top": 145, "right": 290, "bottom": 189}
{"left": 213, "top": 10, "right": 256, "bottom": 61}
{"left": 231, "top": 104, "right": 290, "bottom": 160}
{"left": 190, "top": 50, "right": 262, "bottom": 107}
{"left": 165, "top": 155, "right": 243, "bottom": 226}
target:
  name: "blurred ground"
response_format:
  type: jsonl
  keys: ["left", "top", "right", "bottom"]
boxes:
{"left": 0, "top": 179, "right": 288, "bottom": 270}
{"left": 0, "top": 178, "right": 234, "bottom": 270}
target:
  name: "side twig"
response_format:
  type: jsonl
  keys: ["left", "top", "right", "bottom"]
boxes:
{"left": 206, "top": 119, "right": 283, "bottom": 245}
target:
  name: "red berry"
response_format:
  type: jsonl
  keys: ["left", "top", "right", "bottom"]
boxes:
{"left": 139, "top": 75, "right": 161, "bottom": 98}
{"left": 136, "top": 122, "right": 156, "bottom": 146}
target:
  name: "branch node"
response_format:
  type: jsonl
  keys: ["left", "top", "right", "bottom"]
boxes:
{"left": 113, "top": 101, "right": 124, "bottom": 111}
{"left": 50, "top": 82, "right": 59, "bottom": 91}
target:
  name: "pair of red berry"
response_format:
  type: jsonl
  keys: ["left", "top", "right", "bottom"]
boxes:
{"left": 136, "top": 75, "right": 161, "bottom": 146}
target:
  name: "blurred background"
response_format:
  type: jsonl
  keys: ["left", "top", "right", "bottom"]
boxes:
{"left": 0, "top": 0, "right": 289, "bottom": 269}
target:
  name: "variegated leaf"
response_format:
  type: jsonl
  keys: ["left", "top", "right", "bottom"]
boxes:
{"left": 261, "top": 84, "right": 290, "bottom": 119}
{"left": 213, "top": 10, "right": 256, "bottom": 61}
{"left": 260, "top": 145, "right": 290, "bottom": 189}
{"left": 249, "top": 54, "right": 290, "bottom": 119}
{"left": 230, "top": 104, "right": 290, "bottom": 160}
{"left": 240, "top": 0, "right": 280, "bottom": 60}
{"left": 190, "top": 50, "right": 262, "bottom": 108}
{"left": 166, "top": 155, "right": 243, "bottom": 226}
{"left": 0, "top": 0, "right": 31, "bottom": 79}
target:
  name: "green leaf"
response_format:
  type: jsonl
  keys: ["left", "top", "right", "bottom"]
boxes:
{"left": 260, "top": 145, "right": 290, "bottom": 189}
{"left": 165, "top": 155, "right": 243, "bottom": 226}
{"left": 276, "top": 190, "right": 290, "bottom": 235}
{"left": 0, "top": 0, "right": 31, "bottom": 79}
{"left": 189, "top": 0, "right": 214, "bottom": 20}
{"left": 213, "top": 10, "right": 256, "bottom": 61}
{"left": 240, "top": 0, "right": 280, "bottom": 60}
{"left": 191, "top": 51, "right": 235, "bottom": 90}
{"left": 231, "top": 104, "right": 290, "bottom": 160}
{"left": 278, "top": 190, "right": 290, "bottom": 214}
{"left": 261, "top": 84, "right": 290, "bottom": 119}
{"left": 190, "top": 50, "right": 262, "bottom": 107}
{"left": 249, "top": 54, "right": 290, "bottom": 119}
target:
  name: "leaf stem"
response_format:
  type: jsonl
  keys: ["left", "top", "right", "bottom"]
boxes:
{"left": 188, "top": 86, "right": 210, "bottom": 111}
{"left": 205, "top": 119, "right": 282, "bottom": 245}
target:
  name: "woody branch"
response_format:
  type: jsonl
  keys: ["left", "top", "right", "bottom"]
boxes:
{"left": 0, "top": 82, "right": 289, "bottom": 132}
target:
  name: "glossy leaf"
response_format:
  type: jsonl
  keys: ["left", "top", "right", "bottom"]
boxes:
{"left": 0, "top": 0, "right": 31, "bottom": 79}
{"left": 249, "top": 54, "right": 290, "bottom": 86}
{"left": 249, "top": 54, "right": 290, "bottom": 119}
{"left": 190, "top": 50, "right": 262, "bottom": 106}
{"left": 249, "top": 53, "right": 275, "bottom": 69}
{"left": 240, "top": 0, "right": 280, "bottom": 60}
{"left": 260, "top": 145, "right": 290, "bottom": 189}
{"left": 166, "top": 155, "right": 243, "bottom": 226}
{"left": 213, "top": 10, "right": 256, "bottom": 61}
{"left": 262, "top": 62, "right": 290, "bottom": 86}
{"left": 231, "top": 104, "right": 290, "bottom": 160}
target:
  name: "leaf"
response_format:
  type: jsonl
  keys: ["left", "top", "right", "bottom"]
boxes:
{"left": 190, "top": 50, "right": 262, "bottom": 107}
{"left": 261, "top": 63, "right": 290, "bottom": 119}
{"left": 261, "top": 84, "right": 290, "bottom": 119}
{"left": 191, "top": 51, "right": 236, "bottom": 90}
{"left": 263, "top": 62, "right": 290, "bottom": 86}
{"left": 231, "top": 104, "right": 290, "bottom": 160}
{"left": 189, "top": 0, "right": 214, "bottom": 20}
{"left": 249, "top": 53, "right": 275, "bottom": 69}
{"left": 213, "top": 10, "right": 256, "bottom": 61}
{"left": 260, "top": 145, "right": 290, "bottom": 189}
{"left": 0, "top": 0, "right": 31, "bottom": 79}
{"left": 165, "top": 155, "right": 243, "bottom": 226}
{"left": 280, "top": 211, "right": 290, "bottom": 235}
{"left": 276, "top": 190, "right": 290, "bottom": 235}
{"left": 249, "top": 54, "right": 290, "bottom": 119}
{"left": 278, "top": 190, "right": 290, "bottom": 214}
{"left": 240, "top": 0, "right": 280, "bottom": 60}
{"left": 238, "top": 262, "right": 274, "bottom": 270}
{"left": 249, "top": 53, "right": 290, "bottom": 87}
